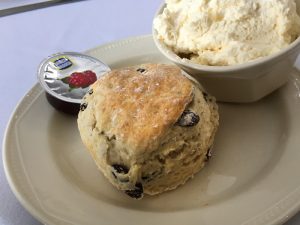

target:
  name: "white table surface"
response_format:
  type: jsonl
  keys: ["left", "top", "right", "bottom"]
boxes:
{"left": 0, "top": 1, "right": 300, "bottom": 225}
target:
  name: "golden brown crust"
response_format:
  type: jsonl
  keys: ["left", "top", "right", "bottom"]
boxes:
{"left": 90, "top": 64, "right": 193, "bottom": 156}
{"left": 77, "top": 63, "right": 219, "bottom": 197}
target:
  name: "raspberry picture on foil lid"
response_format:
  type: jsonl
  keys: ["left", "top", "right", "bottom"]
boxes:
{"left": 60, "top": 70, "right": 97, "bottom": 91}
{"left": 37, "top": 52, "right": 111, "bottom": 114}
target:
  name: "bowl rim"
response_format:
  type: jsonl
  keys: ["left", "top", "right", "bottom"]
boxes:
{"left": 152, "top": 3, "right": 300, "bottom": 73}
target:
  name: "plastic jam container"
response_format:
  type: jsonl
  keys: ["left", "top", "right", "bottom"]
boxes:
{"left": 38, "top": 52, "right": 110, "bottom": 114}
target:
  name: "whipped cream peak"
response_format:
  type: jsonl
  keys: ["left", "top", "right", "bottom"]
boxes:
{"left": 154, "top": 0, "right": 300, "bottom": 66}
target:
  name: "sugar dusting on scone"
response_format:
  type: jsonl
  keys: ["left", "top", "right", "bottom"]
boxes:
{"left": 77, "top": 63, "right": 219, "bottom": 199}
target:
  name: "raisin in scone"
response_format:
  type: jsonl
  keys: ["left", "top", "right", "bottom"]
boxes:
{"left": 77, "top": 63, "right": 219, "bottom": 199}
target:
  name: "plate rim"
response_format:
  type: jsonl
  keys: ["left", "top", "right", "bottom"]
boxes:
{"left": 3, "top": 34, "right": 300, "bottom": 225}
{"left": 2, "top": 84, "right": 57, "bottom": 225}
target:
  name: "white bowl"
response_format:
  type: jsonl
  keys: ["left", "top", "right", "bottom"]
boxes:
{"left": 153, "top": 2, "right": 300, "bottom": 103}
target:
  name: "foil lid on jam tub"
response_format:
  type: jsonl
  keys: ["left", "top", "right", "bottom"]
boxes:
{"left": 38, "top": 52, "right": 111, "bottom": 115}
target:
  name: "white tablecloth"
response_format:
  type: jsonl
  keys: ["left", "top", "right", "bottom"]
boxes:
{"left": 0, "top": 1, "right": 300, "bottom": 224}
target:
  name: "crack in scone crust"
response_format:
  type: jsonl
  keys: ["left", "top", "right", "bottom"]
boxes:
{"left": 77, "top": 63, "right": 219, "bottom": 197}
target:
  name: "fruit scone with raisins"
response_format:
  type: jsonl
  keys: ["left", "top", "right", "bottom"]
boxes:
{"left": 77, "top": 63, "right": 219, "bottom": 199}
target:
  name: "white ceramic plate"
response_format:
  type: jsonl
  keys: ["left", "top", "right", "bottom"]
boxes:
{"left": 3, "top": 35, "right": 300, "bottom": 225}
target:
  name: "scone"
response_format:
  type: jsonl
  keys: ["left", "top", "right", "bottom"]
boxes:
{"left": 77, "top": 63, "right": 219, "bottom": 199}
